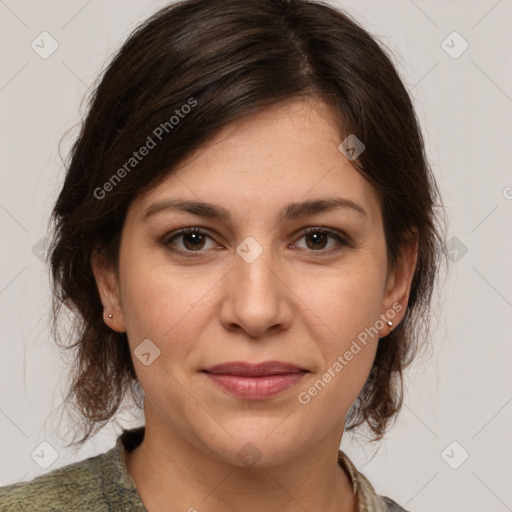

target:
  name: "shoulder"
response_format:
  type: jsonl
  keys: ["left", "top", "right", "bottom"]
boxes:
{"left": 0, "top": 447, "right": 117, "bottom": 512}
{"left": 379, "top": 495, "right": 411, "bottom": 512}
{"left": 337, "top": 449, "right": 410, "bottom": 512}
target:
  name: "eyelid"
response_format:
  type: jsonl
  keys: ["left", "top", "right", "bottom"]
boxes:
{"left": 161, "top": 226, "right": 351, "bottom": 255}
{"left": 161, "top": 227, "right": 219, "bottom": 250}
{"left": 290, "top": 227, "right": 352, "bottom": 255}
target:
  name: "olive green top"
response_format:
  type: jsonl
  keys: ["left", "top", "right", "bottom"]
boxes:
{"left": 0, "top": 427, "right": 408, "bottom": 511}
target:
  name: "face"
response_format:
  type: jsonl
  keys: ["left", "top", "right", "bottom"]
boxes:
{"left": 93, "top": 97, "right": 416, "bottom": 467}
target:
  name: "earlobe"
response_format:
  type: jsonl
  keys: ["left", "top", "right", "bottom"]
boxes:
{"left": 91, "top": 249, "right": 126, "bottom": 333}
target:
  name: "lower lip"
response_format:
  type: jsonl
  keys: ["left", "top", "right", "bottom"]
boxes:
{"left": 203, "top": 372, "right": 306, "bottom": 400}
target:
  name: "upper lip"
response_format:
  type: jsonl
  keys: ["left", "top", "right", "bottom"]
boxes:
{"left": 202, "top": 361, "right": 307, "bottom": 376}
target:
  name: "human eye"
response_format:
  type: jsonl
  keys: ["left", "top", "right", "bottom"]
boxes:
{"left": 160, "top": 226, "right": 352, "bottom": 258}
{"left": 292, "top": 227, "right": 351, "bottom": 256}
{"left": 161, "top": 227, "right": 220, "bottom": 256}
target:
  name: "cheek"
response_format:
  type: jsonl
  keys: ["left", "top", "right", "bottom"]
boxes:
{"left": 292, "top": 264, "right": 385, "bottom": 406}
{"left": 295, "top": 263, "right": 386, "bottom": 347}
{"left": 295, "top": 294, "right": 381, "bottom": 422}
{"left": 118, "top": 248, "right": 222, "bottom": 353}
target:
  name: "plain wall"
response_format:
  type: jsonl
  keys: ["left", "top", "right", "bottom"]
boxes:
{"left": 0, "top": 1, "right": 511, "bottom": 511}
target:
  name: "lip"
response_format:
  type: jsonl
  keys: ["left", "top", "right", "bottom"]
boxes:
{"left": 202, "top": 361, "right": 308, "bottom": 400}
{"left": 203, "top": 361, "right": 307, "bottom": 376}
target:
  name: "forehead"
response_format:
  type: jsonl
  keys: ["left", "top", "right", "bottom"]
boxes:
{"left": 182, "top": 97, "right": 343, "bottom": 168}
{"left": 131, "top": 98, "right": 382, "bottom": 227}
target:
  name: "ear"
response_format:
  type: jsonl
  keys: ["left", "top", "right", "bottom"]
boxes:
{"left": 91, "top": 248, "right": 126, "bottom": 333}
{"left": 381, "top": 231, "right": 418, "bottom": 329}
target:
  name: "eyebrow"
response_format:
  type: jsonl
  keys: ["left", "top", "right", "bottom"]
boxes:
{"left": 142, "top": 196, "right": 368, "bottom": 223}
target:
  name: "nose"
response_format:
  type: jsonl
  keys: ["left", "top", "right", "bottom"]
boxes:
{"left": 218, "top": 239, "right": 293, "bottom": 339}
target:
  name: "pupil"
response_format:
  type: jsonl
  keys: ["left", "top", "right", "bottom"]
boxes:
{"left": 307, "top": 232, "right": 326, "bottom": 250}
{"left": 184, "top": 233, "right": 204, "bottom": 250}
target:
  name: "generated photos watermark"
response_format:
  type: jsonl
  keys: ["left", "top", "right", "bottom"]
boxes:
{"left": 93, "top": 97, "right": 198, "bottom": 200}
{"left": 297, "top": 302, "right": 402, "bottom": 405}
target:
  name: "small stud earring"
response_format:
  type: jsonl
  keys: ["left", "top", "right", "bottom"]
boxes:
{"left": 386, "top": 320, "right": 393, "bottom": 327}
{"left": 108, "top": 314, "right": 113, "bottom": 319}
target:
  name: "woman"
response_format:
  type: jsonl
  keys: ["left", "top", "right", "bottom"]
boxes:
{"left": 0, "top": 0, "right": 444, "bottom": 510}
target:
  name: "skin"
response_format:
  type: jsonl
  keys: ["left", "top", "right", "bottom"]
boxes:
{"left": 92, "top": 97, "right": 418, "bottom": 512}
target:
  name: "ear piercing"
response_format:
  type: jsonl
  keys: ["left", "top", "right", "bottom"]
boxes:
{"left": 108, "top": 314, "right": 113, "bottom": 319}
{"left": 386, "top": 320, "right": 393, "bottom": 327}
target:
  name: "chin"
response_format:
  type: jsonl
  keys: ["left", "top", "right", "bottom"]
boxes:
{"left": 202, "top": 424, "right": 307, "bottom": 469}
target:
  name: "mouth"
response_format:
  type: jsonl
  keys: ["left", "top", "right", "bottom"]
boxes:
{"left": 201, "top": 361, "right": 308, "bottom": 400}
{"left": 202, "top": 360, "right": 308, "bottom": 376}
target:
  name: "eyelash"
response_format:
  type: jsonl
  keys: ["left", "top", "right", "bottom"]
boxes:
{"left": 161, "top": 227, "right": 351, "bottom": 257}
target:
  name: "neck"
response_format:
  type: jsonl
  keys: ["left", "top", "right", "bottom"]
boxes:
{"left": 125, "top": 420, "right": 357, "bottom": 512}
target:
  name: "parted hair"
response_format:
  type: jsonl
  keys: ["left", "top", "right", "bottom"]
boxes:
{"left": 49, "top": 0, "right": 445, "bottom": 446}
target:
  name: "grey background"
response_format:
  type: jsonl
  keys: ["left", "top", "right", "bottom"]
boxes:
{"left": 1, "top": 1, "right": 511, "bottom": 511}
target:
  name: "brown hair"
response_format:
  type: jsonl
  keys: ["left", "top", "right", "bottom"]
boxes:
{"left": 49, "top": 0, "right": 445, "bottom": 446}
